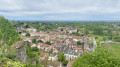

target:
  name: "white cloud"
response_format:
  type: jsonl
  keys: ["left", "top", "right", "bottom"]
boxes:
{"left": 0, "top": 0, "right": 120, "bottom": 20}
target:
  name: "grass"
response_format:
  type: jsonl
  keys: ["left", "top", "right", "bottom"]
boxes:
{"left": 91, "top": 40, "right": 93, "bottom": 47}
{"left": 90, "top": 34, "right": 107, "bottom": 43}
{"left": 102, "top": 43, "right": 120, "bottom": 56}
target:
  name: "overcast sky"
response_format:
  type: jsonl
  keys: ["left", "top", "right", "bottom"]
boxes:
{"left": 0, "top": 0, "right": 120, "bottom": 21}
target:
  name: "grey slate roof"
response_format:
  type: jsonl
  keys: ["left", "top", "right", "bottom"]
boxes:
{"left": 64, "top": 49, "right": 79, "bottom": 55}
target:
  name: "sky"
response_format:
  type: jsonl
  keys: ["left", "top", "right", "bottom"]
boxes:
{"left": 0, "top": 0, "right": 120, "bottom": 21}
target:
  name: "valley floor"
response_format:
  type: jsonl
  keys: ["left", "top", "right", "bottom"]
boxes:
{"left": 102, "top": 43, "right": 120, "bottom": 56}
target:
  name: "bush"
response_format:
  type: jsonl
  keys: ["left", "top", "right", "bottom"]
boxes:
{"left": 26, "top": 46, "right": 36, "bottom": 59}
{"left": 7, "top": 52, "right": 15, "bottom": 60}
{"left": 72, "top": 47, "right": 120, "bottom": 67}
{"left": 32, "top": 38, "right": 36, "bottom": 43}
{"left": 38, "top": 40, "right": 43, "bottom": 43}
{"left": 91, "top": 40, "right": 93, "bottom": 47}
{"left": 77, "top": 41, "right": 83, "bottom": 45}
{"left": 58, "top": 52, "right": 65, "bottom": 62}
{"left": 45, "top": 41, "right": 51, "bottom": 45}
{"left": 26, "top": 33, "right": 30, "bottom": 37}
{"left": 63, "top": 60, "right": 68, "bottom": 66}
{"left": 31, "top": 47, "right": 39, "bottom": 52}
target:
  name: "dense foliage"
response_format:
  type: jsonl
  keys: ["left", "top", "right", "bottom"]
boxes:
{"left": 0, "top": 16, "right": 23, "bottom": 67}
{"left": 72, "top": 47, "right": 120, "bottom": 67}
{"left": 63, "top": 60, "right": 68, "bottom": 66}
{"left": 26, "top": 46, "right": 37, "bottom": 59}
{"left": 58, "top": 52, "right": 68, "bottom": 66}
{"left": 32, "top": 38, "right": 36, "bottom": 43}
{"left": 77, "top": 41, "right": 83, "bottom": 45}
{"left": 58, "top": 52, "right": 65, "bottom": 62}
{"left": 26, "top": 33, "right": 30, "bottom": 37}
{"left": 45, "top": 41, "right": 51, "bottom": 45}
{"left": 0, "top": 16, "right": 20, "bottom": 45}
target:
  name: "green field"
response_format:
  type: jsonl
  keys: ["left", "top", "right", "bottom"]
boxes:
{"left": 102, "top": 43, "right": 120, "bottom": 56}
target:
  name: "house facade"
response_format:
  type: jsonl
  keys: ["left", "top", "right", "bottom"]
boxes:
{"left": 64, "top": 49, "right": 79, "bottom": 61}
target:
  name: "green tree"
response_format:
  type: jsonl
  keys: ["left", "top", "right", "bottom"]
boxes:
{"left": 103, "top": 37, "right": 107, "bottom": 41}
{"left": 58, "top": 52, "right": 65, "bottom": 62}
{"left": 63, "top": 60, "right": 68, "bottom": 66}
{"left": 77, "top": 41, "right": 82, "bottom": 45}
{"left": 31, "top": 47, "right": 39, "bottom": 52}
{"left": 45, "top": 41, "right": 51, "bottom": 45}
{"left": 0, "top": 16, "right": 20, "bottom": 45}
{"left": 26, "top": 46, "right": 36, "bottom": 59}
{"left": 0, "top": 16, "right": 24, "bottom": 67}
{"left": 91, "top": 40, "right": 93, "bottom": 47}
{"left": 7, "top": 50, "right": 15, "bottom": 60}
{"left": 93, "top": 27, "right": 103, "bottom": 35}
{"left": 32, "top": 38, "right": 36, "bottom": 43}
{"left": 26, "top": 33, "right": 30, "bottom": 37}
{"left": 107, "top": 29, "right": 112, "bottom": 36}
{"left": 72, "top": 47, "right": 120, "bottom": 67}
{"left": 84, "top": 29, "right": 89, "bottom": 35}
{"left": 22, "top": 30, "right": 26, "bottom": 33}
{"left": 71, "top": 32, "right": 80, "bottom": 36}
{"left": 38, "top": 40, "right": 43, "bottom": 43}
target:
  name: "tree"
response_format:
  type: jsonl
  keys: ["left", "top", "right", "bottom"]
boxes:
{"left": 32, "top": 38, "right": 36, "bottom": 43}
{"left": 26, "top": 46, "right": 36, "bottom": 59}
{"left": 45, "top": 41, "right": 51, "bottom": 45}
{"left": 93, "top": 27, "right": 103, "bottom": 35}
{"left": 107, "top": 29, "right": 112, "bottom": 36}
{"left": 113, "top": 36, "right": 120, "bottom": 42}
{"left": 58, "top": 52, "right": 65, "bottom": 62}
{"left": 77, "top": 41, "right": 82, "bottom": 45}
{"left": 0, "top": 16, "right": 20, "bottom": 45}
{"left": 38, "top": 40, "right": 43, "bottom": 43}
{"left": 72, "top": 47, "right": 120, "bottom": 67}
{"left": 84, "top": 29, "right": 89, "bottom": 35}
{"left": 25, "top": 25, "right": 29, "bottom": 29}
{"left": 91, "top": 40, "right": 93, "bottom": 47}
{"left": 103, "top": 37, "right": 107, "bottom": 41}
{"left": 31, "top": 47, "right": 39, "bottom": 52}
{"left": 22, "top": 30, "right": 26, "bottom": 33}
{"left": 26, "top": 33, "right": 30, "bottom": 37}
{"left": 63, "top": 60, "right": 68, "bottom": 66}
{"left": 71, "top": 32, "right": 80, "bottom": 36}
{"left": 0, "top": 16, "right": 25, "bottom": 67}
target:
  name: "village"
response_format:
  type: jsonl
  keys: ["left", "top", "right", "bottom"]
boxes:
{"left": 14, "top": 24, "right": 96, "bottom": 67}
{"left": 1, "top": 0, "right": 120, "bottom": 66}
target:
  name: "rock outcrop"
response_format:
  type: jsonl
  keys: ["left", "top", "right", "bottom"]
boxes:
{"left": 15, "top": 42, "right": 29, "bottom": 63}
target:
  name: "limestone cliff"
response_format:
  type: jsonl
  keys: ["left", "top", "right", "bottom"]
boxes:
{"left": 15, "top": 42, "right": 30, "bottom": 63}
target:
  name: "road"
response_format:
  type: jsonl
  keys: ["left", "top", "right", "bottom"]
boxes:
{"left": 90, "top": 37, "right": 97, "bottom": 52}
{"left": 100, "top": 40, "right": 120, "bottom": 45}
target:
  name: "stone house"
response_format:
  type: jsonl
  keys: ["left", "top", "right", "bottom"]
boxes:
{"left": 48, "top": 53, "right": 58, "bottom": 62}
{"left": 39, "top": 53, "right": 49, "bottom": 60}
{"left": 26, "top": 28, "right": 37, "bottom": 32}
{"left": 64, "top": 49, "right": 79, "bottom": 61}
{"left": 37, "top": 43, "right": 54, "bottom": 52}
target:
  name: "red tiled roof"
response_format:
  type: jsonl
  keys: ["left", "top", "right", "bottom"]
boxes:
{"left": 38, "top": 43, "right": 54, "bottom": 48}
{"left": 40, "top": 53, "right": 49, "bottom": 57}
{"left": 56, "top": 43, "right": 66, "bottom": 46}
{"left": 73, "top": 48, "right": 82, "bottom": 50}
{"left": 50, "top": 38, "right": 61, "bottom": 41}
